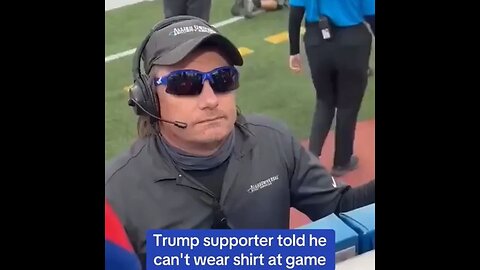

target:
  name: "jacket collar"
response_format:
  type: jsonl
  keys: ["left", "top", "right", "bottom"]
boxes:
{"left": 148, "top": 114, "right": 257, "bottom": 182}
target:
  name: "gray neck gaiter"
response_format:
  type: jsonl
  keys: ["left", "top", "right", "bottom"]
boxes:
{"left": 159, "top": 131, "right": 235, "bottom": 171}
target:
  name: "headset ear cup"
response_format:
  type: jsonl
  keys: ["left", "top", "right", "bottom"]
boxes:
{"left": 128, "top": 82, "right": 147, "bottom": 116}
{"left": 130, "top": 16, "right": 203, "bottom": 118}
{"left": 128, "top": 74, "right": 160, "bottom": 121}
{"left": 141, "top": 74, "right": 159, "bottom": 118}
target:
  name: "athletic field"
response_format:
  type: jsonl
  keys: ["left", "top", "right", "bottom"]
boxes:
{"left": 105, "top": 0, "right": 375, "bottom": 165}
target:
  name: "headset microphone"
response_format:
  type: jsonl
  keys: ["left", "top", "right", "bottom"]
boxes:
{"left": 128, "top": 97, "right": 188, "bottom": 129}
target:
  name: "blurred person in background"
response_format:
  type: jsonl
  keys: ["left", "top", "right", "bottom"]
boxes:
{"left": 231, "top": 0, "right": 288, "bottom": 17}
{"left": 288, "top": 0, "right": 375, "bottom": 176}
{"left": 163, "top": 0, "right": 212, "bottom": 22}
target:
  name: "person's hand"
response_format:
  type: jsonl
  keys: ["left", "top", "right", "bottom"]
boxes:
{"left": 289, "top": 54, "right": 302, "bottom": 73}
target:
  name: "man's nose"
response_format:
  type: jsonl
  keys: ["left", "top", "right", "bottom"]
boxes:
{"left": 198, "top": 81, "right": 219, "bottom": 109}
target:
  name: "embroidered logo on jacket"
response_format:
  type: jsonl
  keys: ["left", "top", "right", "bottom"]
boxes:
{"left": 247, "top": 175, "right": 279, "bottom": 193}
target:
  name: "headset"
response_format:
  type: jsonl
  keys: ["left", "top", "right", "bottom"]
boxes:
{"left": 127, "top": 15, "right": 214, "bottom": 129}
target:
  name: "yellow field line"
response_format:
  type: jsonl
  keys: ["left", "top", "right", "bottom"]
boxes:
{"left": 264, "top": 27, "right": 306, "bottom": 44}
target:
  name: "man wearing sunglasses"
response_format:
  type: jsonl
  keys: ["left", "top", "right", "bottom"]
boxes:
{"left": 105, "top": 16, "right": 375, "bottom": 269}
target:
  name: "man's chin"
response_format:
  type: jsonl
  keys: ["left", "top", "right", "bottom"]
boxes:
{"left": 195, "top": 128, "right": 231, "bottom": 144}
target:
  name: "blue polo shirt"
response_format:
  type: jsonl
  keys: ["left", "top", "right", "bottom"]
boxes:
{"left": 289, "top": 0, "right": 375, "bottom": 26}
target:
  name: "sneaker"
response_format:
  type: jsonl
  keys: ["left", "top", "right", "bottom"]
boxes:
{"left": 230, "top": 0, "right": 243, "bottom": 16}
{"left": 331, "top": 155, "right": 359, "bottom": 177}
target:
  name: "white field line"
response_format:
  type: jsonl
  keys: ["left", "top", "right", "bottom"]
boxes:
{"left": 105, "top": 0, "right": 147, "bottom": 11}
{"left": 105, "top": 10, "right": 264, "bottom": 63}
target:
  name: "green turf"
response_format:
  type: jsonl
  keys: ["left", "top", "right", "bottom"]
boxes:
{"left": 105, "top": 1, "right": 375, "bottom": 161}
{"left": 105, "top": 0, "right": 234, "bottom": 56}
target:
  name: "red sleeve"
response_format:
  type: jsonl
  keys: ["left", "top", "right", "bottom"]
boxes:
{"left": 105, "top": 199, "right": 134, "bottom": 252}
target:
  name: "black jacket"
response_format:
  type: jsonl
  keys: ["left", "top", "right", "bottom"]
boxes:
{"left": 105, "top": 114, "right": 375, "bottom": 263}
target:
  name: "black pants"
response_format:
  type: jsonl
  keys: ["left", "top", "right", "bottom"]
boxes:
{"left": 304, "top": 22, "right": 372, "bottom": 166}
{"left": 163, "top": 0, "right": 212, "bottom": 22}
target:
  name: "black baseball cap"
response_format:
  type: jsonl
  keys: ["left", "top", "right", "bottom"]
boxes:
{"left": 142, "top": 17, "right": 244, "bottom": 73}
